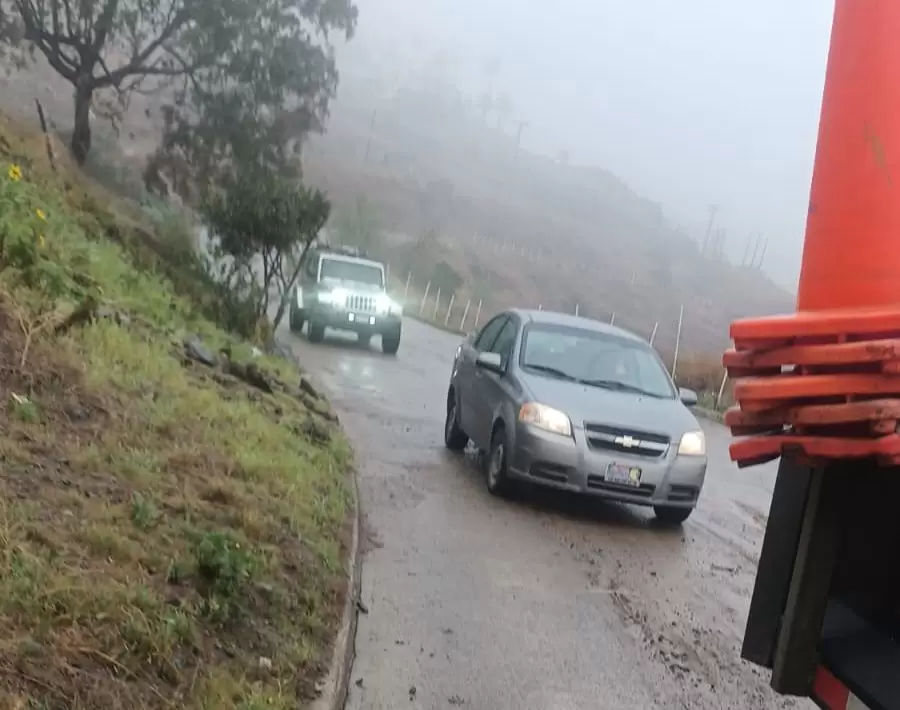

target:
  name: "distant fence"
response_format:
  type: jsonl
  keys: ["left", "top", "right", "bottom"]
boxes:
{"left": 388, "top": 267, "right": 731, "bottom": 399}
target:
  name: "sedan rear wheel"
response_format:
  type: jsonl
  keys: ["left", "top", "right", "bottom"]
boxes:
{"left": 444, "top": 397, "right": 469, "bottom": 451}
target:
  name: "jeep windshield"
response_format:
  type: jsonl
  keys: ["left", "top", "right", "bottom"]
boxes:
{"left": 320, "top": 258, "right": 384, "bottom": 288}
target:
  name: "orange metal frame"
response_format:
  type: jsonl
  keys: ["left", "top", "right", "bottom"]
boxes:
{"left": 725, "top": 0, "right": 900, "bottom": 468}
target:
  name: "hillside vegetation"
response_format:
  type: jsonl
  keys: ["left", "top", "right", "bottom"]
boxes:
{"left": 304, "top": 91, "right": 794, "bottom": 357}
{"left": 0, "top": 113, "right": 352, "bottom": 709}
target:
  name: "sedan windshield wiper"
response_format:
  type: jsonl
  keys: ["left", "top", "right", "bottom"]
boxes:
{"left": 523, "top": 363, "right": 577, "bottom": 381}
{"left": 578, "top": 378, "right": 664, "bottom": 398}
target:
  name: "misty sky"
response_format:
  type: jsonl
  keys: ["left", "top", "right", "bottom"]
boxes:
{"left": 342, "top": 0, "right": 836, "bottom": 291}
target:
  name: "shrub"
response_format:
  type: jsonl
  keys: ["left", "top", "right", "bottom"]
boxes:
{"left": 676, "top": 353, "right": 727, "bottom": 402}
{"left": 201, "top": 168, "right": 330, "bottom": 331}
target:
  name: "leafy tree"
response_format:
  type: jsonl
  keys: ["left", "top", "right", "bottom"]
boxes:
{"left": 0, "top": 0, "right": 357, "bottom": 166}
{"left": 202, "top": 169, "right": 330, "bottom": 332}
{"left": 430, "top": 260, "right": 462, "bottom": 296}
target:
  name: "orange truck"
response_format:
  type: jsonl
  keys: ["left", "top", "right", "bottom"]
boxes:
{"left": 726, "top": 3, "right": 900, "bottom": 709}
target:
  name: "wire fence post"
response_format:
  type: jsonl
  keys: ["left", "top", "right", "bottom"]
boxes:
{"left": 404, "top": 271, "right": 411, "bottom": 300}
{"left": 419, "top": 281, "right": 431, "bottom": 316}
{"left": 575, "top": 303, "right": 580, "bottom": 316}
{"left": 444, "top": 293, "right": 455, "bottom": 326}
{"left": 432, "top": 287, "right": 441, "bottom": 320}
{"left": 671, "top": 304, "right": 685, "bottom": 381}
{"left": 473, "top": 299, "right": 483, "bottom": 329}
{"left": 538, "top": 303, "right": 543, "bottom": 310}
{"left": 649, "top": 321, "right": 659, "bottom": 346}
{"left": 716, "top": 370, "right": 729, "bottom": 410}
{"left": 459, "top": 299, "right": 471, "bottom": 331}
{"left": 609, "top": 312, "right": 616, "bottom": 326}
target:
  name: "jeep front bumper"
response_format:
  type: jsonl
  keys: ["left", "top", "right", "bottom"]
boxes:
{"left": 308, "top": 302, "right": 401, "bottom": 334}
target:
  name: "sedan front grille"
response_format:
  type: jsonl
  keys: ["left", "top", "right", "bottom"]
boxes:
{"left": 346, "top": 294, "right": 377, "bottom": 313}
{"left": 583, "top": 423, "right": 670, "bottom": 459}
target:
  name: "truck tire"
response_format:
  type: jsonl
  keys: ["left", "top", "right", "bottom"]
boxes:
{"left": 653, "top": 505, "right": 693, "bottom": 525}
{"left": 308, "top": 321, "right": 325, "bottom": 343}
{"left": 382, "top": 326, "right": 401, "bottom": 355}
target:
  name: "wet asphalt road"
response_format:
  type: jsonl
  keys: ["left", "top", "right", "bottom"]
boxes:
{"left": 284, "top": 318, "right": 813, "bottom": 710}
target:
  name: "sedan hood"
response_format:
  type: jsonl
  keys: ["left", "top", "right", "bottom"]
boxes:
{"left": 521, "top": 373, "right": 699, "bottom": 435}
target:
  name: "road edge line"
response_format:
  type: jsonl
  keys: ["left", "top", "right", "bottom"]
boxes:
{"left": 274, "top": 329, "right": 363, "bottom": 710}
{"left": 405, "top": 312, "right": 466, "bottom": 336}
{"left": 311, "top": 469, "right": 362, "bottom": 710}
{"left": 690, "top": 405, "right": 725, "bottom": 424}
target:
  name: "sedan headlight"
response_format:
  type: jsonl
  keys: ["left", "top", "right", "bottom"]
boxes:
{"left": 677, "top": 430, "right": 706, "bottom": 456}
{"left": 518, "top": 402, "right": 572, "bottom": 437}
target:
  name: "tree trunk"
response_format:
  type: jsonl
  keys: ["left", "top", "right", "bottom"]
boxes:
{"left": 271, "top": 291, "right": 291, "bottom": 332}
{"left": 271, "top": 241, "right": 314, "bottom": 331}
{"left": 71, "top": 81, "right": 94, "bottom": 165}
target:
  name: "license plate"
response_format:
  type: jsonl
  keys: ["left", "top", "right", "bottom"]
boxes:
{"left": 605, "top": 462, "right": 642, "bottom": 487}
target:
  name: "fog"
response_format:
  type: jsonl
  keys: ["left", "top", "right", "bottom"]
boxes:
{"left": 332, "top": 0, "right": 834, "bottom": 292}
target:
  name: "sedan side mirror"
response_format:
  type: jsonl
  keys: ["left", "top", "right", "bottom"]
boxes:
{"left": 678, "top": 388, "right": 699, "bottom": 407}
{"left": 476, "top": 351, "right": 504, "bottom": 372}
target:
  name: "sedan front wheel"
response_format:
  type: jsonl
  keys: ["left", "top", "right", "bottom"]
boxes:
{"left": 485, "top": 426, "right": 513, "bottom": 497}
{"left": 653, "top": 505, "right": 693, "bottom": 526}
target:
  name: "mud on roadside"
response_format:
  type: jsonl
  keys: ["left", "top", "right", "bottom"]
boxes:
{"left": 572, "top": 518, "right": 808, "bottom": 710}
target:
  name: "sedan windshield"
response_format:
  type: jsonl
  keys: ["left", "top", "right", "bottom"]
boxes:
{"left": 320, "top": 258, "right": 383, "bottom": 287}
{"left": 520, "top": 323, "right": 676, "bottom": 399}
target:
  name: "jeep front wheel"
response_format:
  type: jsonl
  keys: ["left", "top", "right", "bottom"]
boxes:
{"left": 382, "top": 327, "right": 401, "bottom": 355}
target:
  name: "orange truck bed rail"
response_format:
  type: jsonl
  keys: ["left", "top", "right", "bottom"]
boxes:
{"left": 726, "top": 1, "right": 900, "bottom": 706}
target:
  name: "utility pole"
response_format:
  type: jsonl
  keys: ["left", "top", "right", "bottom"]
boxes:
{"left": 755, "top": 237, "right": 768, "bottom": 270}
{"left": 363, "top": 108, "right": 377, "bottom": 164}
{"left": 713, "top": 227, "right": 727, "bottom": 260}
{"left": 702, "top": 205, "right": 719, "bottom": 255}
{"left": 513, "top": 120, "right": 529, "bottom": 162}
{"left": 749, "top": 233, "right": 763, "bottom": 267}
{"left": 742, "top": 234, "right": 754, "bottom": 266}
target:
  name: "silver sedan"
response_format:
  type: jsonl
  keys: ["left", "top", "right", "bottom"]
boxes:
{"left": 444, "top": 309, "right": 708, "bottom": 524}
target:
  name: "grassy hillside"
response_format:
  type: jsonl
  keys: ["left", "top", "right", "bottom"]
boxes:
{"left": 0, "top": 113, "right": 352, "bottom": 709}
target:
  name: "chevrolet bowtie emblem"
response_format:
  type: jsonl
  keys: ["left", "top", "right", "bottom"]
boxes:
{"left": 616, "top": 435, "right": 639, "bottom": 448}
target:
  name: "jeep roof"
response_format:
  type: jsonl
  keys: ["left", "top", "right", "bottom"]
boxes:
{"left": 317, "top": 252, "right": 386, "bottom": 270}
{"left": 309, "top": 242, "right": 370, "bottom": 260}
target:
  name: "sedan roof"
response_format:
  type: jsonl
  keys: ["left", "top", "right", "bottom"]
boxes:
{"left": 513, "top": 309, "right": 647, "bottom": 345}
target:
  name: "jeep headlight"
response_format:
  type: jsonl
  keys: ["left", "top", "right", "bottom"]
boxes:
{"left": 677, "top": 430, "right": 706, "bottom": 457}
{"left": 319, "top": 287, "right": 347, "bottom": 306}
{"left": 375, "top": 294, "right": 402, "bottom": 315}
{"left": 518, "top": 402, "right": 572, "bottom": 437}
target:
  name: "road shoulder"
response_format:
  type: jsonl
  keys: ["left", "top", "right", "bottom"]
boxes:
{"left": 309, "top": 469, "right": 363, "bottom": 710}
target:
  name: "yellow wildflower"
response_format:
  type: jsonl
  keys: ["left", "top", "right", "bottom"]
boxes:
{"left": 7, "top": 164, "right": 22, "bottom": 182}
{"left": 37, "top": 234, "right": 45, "bottom": 248}
{"left": 35, "top": 208, "right": 46, "bottom": 221}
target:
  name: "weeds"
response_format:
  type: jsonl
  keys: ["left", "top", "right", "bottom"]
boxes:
{"left": 0, "top": 121, "right": 353, "bottom": 709}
